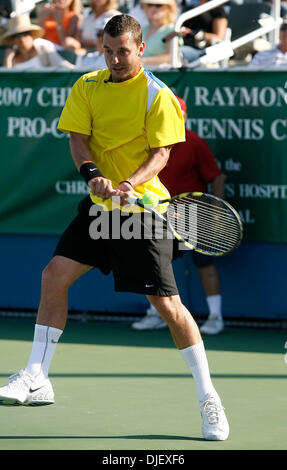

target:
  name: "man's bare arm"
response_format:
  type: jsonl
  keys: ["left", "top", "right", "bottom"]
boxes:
{"left": 211, "top": 173, "right": 226, "bottom": 199}
{"left": 69, "top": 132, "right": 114, "bottom": 200}
{"left": 124, "top": 146, "right": 173, "bottom": 189}
{"left": 69, "top": 131, "right": 94, "bottom": 169}
{"left": 70, "top": 132, "right": 173, "bottom": 202}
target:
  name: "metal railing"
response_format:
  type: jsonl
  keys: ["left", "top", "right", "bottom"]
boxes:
{"left": 170, "top": 0, "right": 282, "bottom": 68}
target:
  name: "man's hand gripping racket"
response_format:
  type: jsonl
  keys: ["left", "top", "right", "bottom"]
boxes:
{"left": 126, "top": 191, "right": 243, "bottom": 256}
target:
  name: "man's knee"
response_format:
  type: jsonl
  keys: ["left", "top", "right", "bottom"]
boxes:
{"left": 41, "top": 256, "right": 74, "bottom": 292}
{"left": 148, "top": 295, "right": 184, "bottom": 324}
{"left": 42, "top": 255, "right": 92, "bottom": 293}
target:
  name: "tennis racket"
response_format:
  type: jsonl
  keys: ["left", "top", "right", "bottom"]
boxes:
{"left": 126, "top": 191, "right": 243, "bottom": 256}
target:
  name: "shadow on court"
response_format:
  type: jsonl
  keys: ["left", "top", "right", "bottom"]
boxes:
{"left": 0, "top": 434, "right": 205, "bottom": 442}
{"left": 0, "top": 316, "right": 286, "bottom": 355}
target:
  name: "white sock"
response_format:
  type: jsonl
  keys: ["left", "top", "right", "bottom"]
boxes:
{"left": 206, "top": 295, "right": 222, "bottom": 319}
{"left": 179, "top": 341, "right": 219, "bottom": 402}
{"left": 25, "top": 324, "right": 63, "bottom": 380}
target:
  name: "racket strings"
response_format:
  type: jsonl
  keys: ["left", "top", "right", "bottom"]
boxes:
{"left": 175, "top": 221, "right": 240, "bottom": 246}
{"left": 170, "top": 207, "right": 238, "bottom": 233}
{"left": 173, "top": 221, "right": 239, "bottom": 253}
{"left": 167, "top": 196, "right": 242, "bottom": 254}
{"left": 175, "top": 208, "right": 240, "bottom": 234}
{"left": 175, "top": 215, "right": 241, "bottom": 244}
{"left": 176, "top": 211, "right": 241, "bottom": 239}
{"left": 171, "top": 196, "right": 237, "bottom": 224}
{"left": 173, "top": 222, "right": 237, "bottom": 252}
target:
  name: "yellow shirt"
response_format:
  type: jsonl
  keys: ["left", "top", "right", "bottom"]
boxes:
{"left": 58, "top": 66, "right": 185, "bottom": 211}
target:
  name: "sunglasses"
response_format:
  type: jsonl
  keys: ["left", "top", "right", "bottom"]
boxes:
{"left": 96, "top": 31, "right": 104, "bottom": 37}
{"left": 145, "top": 3, "right": 165, "bottom": 7}
{"left": 11, "top": 31, "right": 31, "bottom": 39}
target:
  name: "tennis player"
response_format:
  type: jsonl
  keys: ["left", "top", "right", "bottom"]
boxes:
{"left": 132, "top": 97, "right": 226, "bottom": 334}
{"left": 0, "top": 14, "right": 229, "bottom": 441}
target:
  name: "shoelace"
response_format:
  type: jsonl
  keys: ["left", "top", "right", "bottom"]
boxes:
{"left": 7, "top": 370, "right": 32, "bottom": 391}
{"left": 202, "top": 400, "right": 224, "bottom": 425}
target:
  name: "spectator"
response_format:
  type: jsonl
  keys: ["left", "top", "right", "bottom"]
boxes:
{"left": 129, "top": 0, "right": 149, "bottom": 28}
{"left": 37, "top": 0, "right": 83, "bottom": 54}
{"left": 140, "top": 0, "right": 178, "bottom": 67}
{"left": 132, "top": 96, "right": 226, "bottom": 335}
{"left": 175, "top": 0, "right": 228, "bottom": 64}
{"left": 78, "top": 0, "right": 121, "bottom": 51}
{"left": 250, "top": 17, "right": 287, "bottom": 67}
{"left": 1, "top": 14, "right": 75, "bottom": 69}
{"left": 75, "top": 19, "right": 107, "bottom": 69}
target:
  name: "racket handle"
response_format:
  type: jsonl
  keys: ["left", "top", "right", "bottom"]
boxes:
{"left": 127, "top": 195, "right": 146, "bottom": 208}
{"left": 127, "top": 195, "right": 140, "bottom": 205}
{"left": 105, "top": 187, "right": 143, "bottom": 207}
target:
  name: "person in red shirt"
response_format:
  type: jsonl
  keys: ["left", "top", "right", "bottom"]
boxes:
{"left": 132, "top": 96, "right": 226, "bottom": 335}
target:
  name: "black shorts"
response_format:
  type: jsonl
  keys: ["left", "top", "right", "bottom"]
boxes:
{"left": 54, "top": 196, "right": 178, "bottom": 297}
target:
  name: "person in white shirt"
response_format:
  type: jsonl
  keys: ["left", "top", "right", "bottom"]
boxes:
{"left": 75, "top": 24, "right": 106, "bottom": 69}
{"left": 128, "top": 0, "right": 149, "bottom": 28}
{"left": 78, "top": 0, "right": 121, "bottom": 51}
{"left": 1, "top": 14, "right": 75, "bottom": 69}
{"left": 250, "top": 18, "right": 287, "bottom": 67}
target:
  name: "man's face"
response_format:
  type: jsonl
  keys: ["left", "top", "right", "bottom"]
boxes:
{"left": 103, "top": 32, "right": 145, "bottom": 82}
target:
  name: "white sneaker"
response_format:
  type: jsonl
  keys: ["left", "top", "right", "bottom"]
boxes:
{"left": 200, "top": 393, "right": 230, "bottom": 441}
{"left": 131, "top": 309, "right": 167, "bottom": 330}
{"left": 0, "top": 369, "right": 54, "bottom": 406}
{"left": 200, "top": 315, "right": 224, "bottom": 335}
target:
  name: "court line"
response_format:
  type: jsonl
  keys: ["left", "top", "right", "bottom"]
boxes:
{"left": 0, "top": 373, "right": 285, "bottom": 379}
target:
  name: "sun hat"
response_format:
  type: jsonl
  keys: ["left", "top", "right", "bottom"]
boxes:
{"left": 1, "top": 14, "right": 43, "bottom": 45}
{"left": 140, "top": 0, "right": 175, "bottom": 5}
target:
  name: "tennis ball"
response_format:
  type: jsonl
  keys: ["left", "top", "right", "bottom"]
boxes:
{"left": 142, "top": 191, "right": 159, "bottom": 208}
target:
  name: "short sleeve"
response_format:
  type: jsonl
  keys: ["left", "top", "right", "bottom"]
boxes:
{"left": 57, "top": 77, "right": 92, "bottom": 135}
{"left": 212, "top": 6, "right": 228, "bottom": 19}
{"left": 146, "top": 89, "right": 185, "bottom": 148}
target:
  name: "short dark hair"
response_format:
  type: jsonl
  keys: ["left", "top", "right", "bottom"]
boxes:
{"left": 104, "top": 14, "right": 142, "bottom": 46}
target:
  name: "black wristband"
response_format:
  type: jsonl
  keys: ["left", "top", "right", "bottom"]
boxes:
{"left": 120, "top": 180, "right": 133, "bottom": 188}
{"left": 80, "top": 162, "right": 103, "bottom": 184}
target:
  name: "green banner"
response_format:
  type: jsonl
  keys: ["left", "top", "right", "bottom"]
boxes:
{"left": 0, "top": 70, "right": 286, "bottom": 242}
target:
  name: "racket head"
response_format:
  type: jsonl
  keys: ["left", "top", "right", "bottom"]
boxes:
{"left": 166, "top": 192, "right": 243, "bottom": 256}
